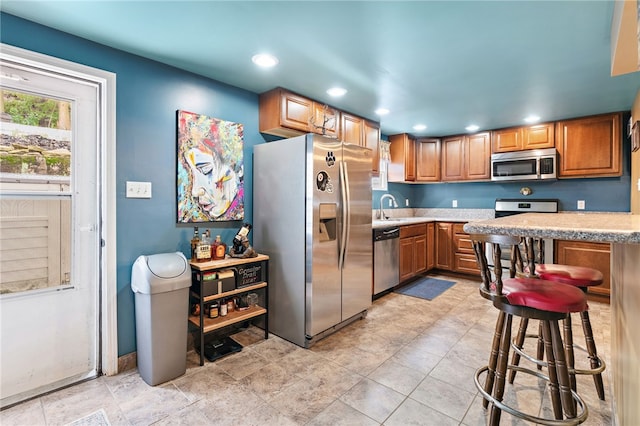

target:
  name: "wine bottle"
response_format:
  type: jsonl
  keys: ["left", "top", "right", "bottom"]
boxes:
{"left": 233, "top": 223, "right": 252, "bottom": 246}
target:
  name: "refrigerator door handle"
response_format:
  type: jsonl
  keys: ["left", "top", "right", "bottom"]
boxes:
{"left": 339, "top": 160, "right": 351, "bottom": 270}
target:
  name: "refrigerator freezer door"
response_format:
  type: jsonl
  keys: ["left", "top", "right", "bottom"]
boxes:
{"left": 306, "top": 136, "right": 343, "bottom": 338}
{"left": 341, "top": 143, "right": 373, "bottom": 319}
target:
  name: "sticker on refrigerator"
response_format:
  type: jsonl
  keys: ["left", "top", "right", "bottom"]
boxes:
{"left": 325, "top": 151, "right": 336, "bottom": 167}
{"left": 316, "top": 171, "right": 333, "bottom": 193}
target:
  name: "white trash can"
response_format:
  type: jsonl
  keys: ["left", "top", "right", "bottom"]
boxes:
{"left": 131, "top": 252, "right": 191, "bottom": 385}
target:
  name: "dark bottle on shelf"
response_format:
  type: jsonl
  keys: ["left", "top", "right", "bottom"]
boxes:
{"left": 190, "top": 227, "right": 200, "bottom": 261}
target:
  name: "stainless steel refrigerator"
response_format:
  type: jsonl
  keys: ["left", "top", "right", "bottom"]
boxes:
{"left": 253, "top": 133, "right": 372, "bottom": 348}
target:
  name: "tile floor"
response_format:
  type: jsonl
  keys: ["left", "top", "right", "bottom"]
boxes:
{"left": 1, "top": 274, "right": 613, "bottom": 425}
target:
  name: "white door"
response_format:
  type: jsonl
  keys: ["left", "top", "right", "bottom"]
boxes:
{"left": 0, "top": 59, "right": 101, "bottom": 407}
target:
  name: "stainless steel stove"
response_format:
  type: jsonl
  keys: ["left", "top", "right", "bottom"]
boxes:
{"left": 487, "top": 198, "right": 559, "bottom": 267}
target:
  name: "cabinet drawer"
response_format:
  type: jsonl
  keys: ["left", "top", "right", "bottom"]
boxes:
{"left": 454, "top": 253, "right": 481, "bottom": 275}
{"left": 454, "top": 235, "right": 475, "bottom": 254}
{"left": 400, "top": 223, "right": 427, "bottom": 238}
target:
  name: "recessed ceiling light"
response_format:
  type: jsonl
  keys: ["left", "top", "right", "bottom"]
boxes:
{"left": 326, "top": 87, "right": 347, "bottom": 97}
{"left": 413, "top": 124, "right": 427, "bottom": 131}
{"left": 375, "top": 108, "right": 390, "bottom": 116}
{"left": 524, "top": 115, "right": 541, "bottom": 124}
{"left": 465, "top": 124, "right": 480, "bottom": 132}
{"left": 251, "top": 53, "right": 278, "bottom": 68}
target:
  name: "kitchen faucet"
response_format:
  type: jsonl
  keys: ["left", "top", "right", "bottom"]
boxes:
{"left": 378, "top": 194, "right": 398, "bottom": 219}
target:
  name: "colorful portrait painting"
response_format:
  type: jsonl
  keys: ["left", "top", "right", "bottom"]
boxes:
{"left": 177, "top": 110, "right": 244, "bottom": 222}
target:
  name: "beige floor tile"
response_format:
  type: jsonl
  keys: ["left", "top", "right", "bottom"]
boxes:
{"left": 410, "top": 375, "right": 476, "bottom": 421}
{"left": 428, "top": 356, "right": 479, "bottom": 395}
{"left": 239, "top": 362, "right": 302, "bottom": 401}
{"left": 385, "top": 397, "right": 458, "bottom": 426}
{"left": 338, "top": 378, "right": 406, "bottom": 423}
{"left": 306, "top": 399, "right": 379, "bottom": 426}
{"left": 367, "top": 358, "right": 426, "bottom": 395}
{"left": 0, "top": 398, "right": 45, "bottom": 426}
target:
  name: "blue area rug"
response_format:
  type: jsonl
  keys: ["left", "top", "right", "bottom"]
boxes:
{"left": 394, "top": 277, "right": 456, "bottom": 300}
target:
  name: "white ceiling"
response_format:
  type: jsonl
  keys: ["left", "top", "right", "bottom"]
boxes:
{"left": 2, "top": 1, "right": 639, "bottom": 136}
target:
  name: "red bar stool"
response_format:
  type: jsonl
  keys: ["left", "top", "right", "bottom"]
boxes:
{"left": 470, "top": 234, "right": 588, "bottom": 425}
{"left": 509, "top": 253, "right": 606, "bottom": 401}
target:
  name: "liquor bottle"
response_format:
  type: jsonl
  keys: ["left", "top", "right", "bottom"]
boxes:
{"left": 212, "top": 235, "right": 227, "bottom": 260}
{"left": 190, "top": 227, "right": 200, "bottom": 261}
{"left": 196, "top": 231, "right": 211, "bottom": 262}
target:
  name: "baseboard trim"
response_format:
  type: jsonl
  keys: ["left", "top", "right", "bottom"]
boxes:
{"left": 117, "top": 352, "right": 137, "bottom": 373}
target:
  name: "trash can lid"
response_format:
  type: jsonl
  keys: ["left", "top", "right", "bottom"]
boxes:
{"left": 147, "top": 252, "right": 188, "bottom": 278}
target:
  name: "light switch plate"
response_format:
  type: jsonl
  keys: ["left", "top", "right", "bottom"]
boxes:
{"left": 126, "top": 181, "right": 152, "bottom": 198}
{"left": 452, "top": 199, "right": 458, "bottom": 208}
{"left": 577, "top": 200, "right": 585, "bottom": 210}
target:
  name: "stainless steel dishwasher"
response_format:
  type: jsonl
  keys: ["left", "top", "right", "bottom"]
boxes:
{"left": 373, "top": 227, "right": 400, "bottom": 295}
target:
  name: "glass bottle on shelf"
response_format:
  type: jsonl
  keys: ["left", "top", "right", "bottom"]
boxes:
{"left": 190, "top": 227, "right": 200, "bottom": 261}
{"left": 195, "top": 230, "right": 211, "bottom": 262}
{"left": 212, "top": 235, "right": 227, "bottom": 260}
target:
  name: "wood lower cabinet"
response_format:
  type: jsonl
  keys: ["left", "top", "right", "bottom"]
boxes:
{"left": 492, "top": 123, "right": 555, "bottom": 153}
{"left": 441, "top": 133, "right": 491, "bottom": 182}
{"left": 435, "top": 222, "right": 453, "bottom": 270}
{"left": 399, "top": 223, "right": 428, "bottom": 282}
{"left": 435, "top": 222, "right": 479, "bottom": 275}
{"left": 416, "top": 138, "right": 441, "bottom": 182}
{"left": 426, "top": 222, "right": 435, "bottom": 270}
{"left": 259, "top": 88, "right": 339, "bottom": 138}
{"left": 556, "top": 112, "right": 622, "bottom": 178}
{"left": 555, "top": 240, "right": 611, "bottom": 299}
{"left": 452, "top": 223, "right": 481, "bottom": 275}
{"left": 389, "top": 133, "right": 416, "bottom": 182}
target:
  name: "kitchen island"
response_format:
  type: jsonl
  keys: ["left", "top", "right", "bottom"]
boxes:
{"left": 464, "top": 212, "right": 640, "bottom": 426}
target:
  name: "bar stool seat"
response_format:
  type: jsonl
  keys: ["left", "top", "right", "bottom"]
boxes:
{"left": 510, "top": 262, "right": 606, "bottom": 401}
{"left": 470, "top": 234, "right": 589, "bottom": 425}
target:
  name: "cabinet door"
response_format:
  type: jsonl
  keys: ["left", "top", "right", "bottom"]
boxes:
{"left": 555, "top": 240, "right": 611, "bottom": 298}
{"left": 416, "top": 138, "right": 441, "bottom": 182}
{"left": 399, "top": 237, "right": 415, "bottom": 282}
{"left": 556, "top": 113, "right": 622, "bottom": 178}
{"left": 441, "top": 136, "right": 465, "bottom": 181}
{"left": 435, "top": 222, "right": 452, "bottom": 270}
{"left": 311, "top": 103, "right": 339, "bottom": 139}
{"left": 364, "top": 120, "right": 380, "bottom": 174}
{"left": 341, "top": 112, "right": 364, "bottom": 145}
{"left": 492, "top": 128, "right": 522, "bottom": 153}
{"left": 523, "top": 123, "right": 555, "bottom": 150}
{"left": 466, "top": 132, "right": 491, "bottom": 180}
{"left": 280, "top": 91, "right": 313, "bottom": 132}
{"left": 414, "top": 234, "right": 427, "bottom": 274}
{"left": 426, "top": 222, "right": 435, "bottom": 270}
{"left": 388, "top": 133, "right": 416, "bottom": 182}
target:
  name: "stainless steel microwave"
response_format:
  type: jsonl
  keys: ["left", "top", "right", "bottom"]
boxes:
{"left": 491, "top": 148, "right": 557, "bottom": 182}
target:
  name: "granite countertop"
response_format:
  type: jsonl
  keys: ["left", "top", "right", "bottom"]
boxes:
{"left": 462, "top": 212, "right": 640, "bottom": 244}
{"left": 372, "top": 208, "right": 495, "bottom": 229}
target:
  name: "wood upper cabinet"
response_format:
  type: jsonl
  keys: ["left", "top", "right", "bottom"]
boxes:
{"left": 442, "top": 133, "right": 490, "bottom": 181}
{"left": 555, "top": 240, "right": 611, "bottom": 299}
{"left": 441, "top": 136, "right": 465, "bottom": 181}
{"left": 340, "top": 112, "right": 364, "bottom": 145}
{"left": 259, "top": 88, "right": 339, "bottom": 139}
{"left": 492, "top": 123, "right": 555, "bottom": 153}
{"left": 388, "top": 133, "right": 416, "bottom": 182}
{"left": 342, "top": 114, "right": 380, "bottom": 174}
{"left": 416, "top": 138, "right": 441, "bottom": 182}
{"left": 555, "top": 112, "right": 623, "bottom": 178}
{"left": 364, "top": 120, "right": 380, "bottom": 175}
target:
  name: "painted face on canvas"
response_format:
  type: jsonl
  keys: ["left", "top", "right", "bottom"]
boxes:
{"left": 184, "top": 143, "right": 238, "bottom": 219}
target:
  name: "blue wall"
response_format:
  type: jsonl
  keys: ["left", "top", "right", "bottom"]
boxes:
{"left": 1, "top": 13, "right": 261, "bottom": 356}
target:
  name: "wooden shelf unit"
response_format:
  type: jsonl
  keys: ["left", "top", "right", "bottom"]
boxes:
{"left": 189, "top": 254, "right": 269, "bottom": 366}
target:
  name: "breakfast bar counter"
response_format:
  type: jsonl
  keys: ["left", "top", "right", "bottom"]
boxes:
{"left": 464, "top": 212, "right": 640, "bottom": 426}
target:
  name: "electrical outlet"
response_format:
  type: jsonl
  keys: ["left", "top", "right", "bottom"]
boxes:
{"left": 405, "top": 199, "right": 410, "bottom": 207}
{"left": 452, "top": 199, "right": 458, "bottom": 208}
{"left": 126, "top": 181, "right": 152, "bottom": 199}
{"left": 577, "top": 200, "right": 585, "bottom": 210}
{"left": 388, "top": 199, "right": 393, "bottom": 207}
